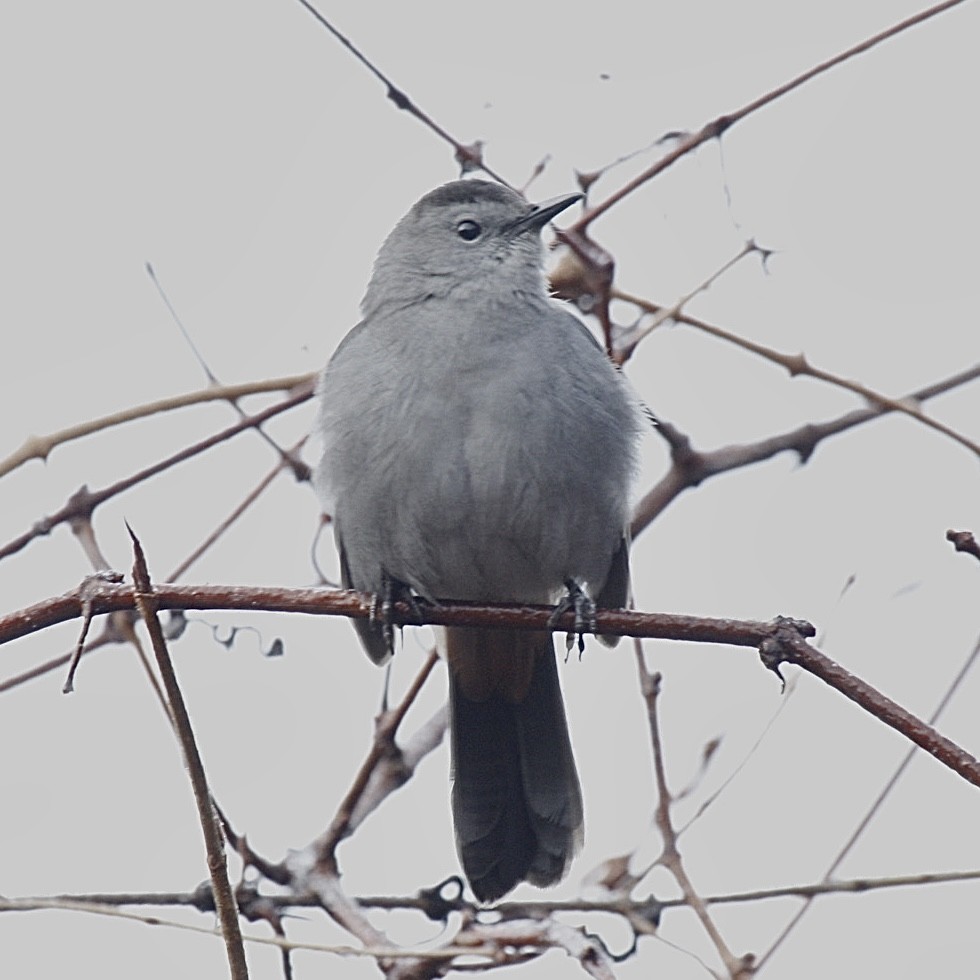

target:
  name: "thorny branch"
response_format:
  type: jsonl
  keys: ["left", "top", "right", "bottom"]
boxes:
{"left": 4, "top": 582, "right": 980, "bottom": 790}
{"left": 0, "top": 373, "right": 313, "bottom": 479}
{"left": 632, "top": 363, "right": 980, "bottom": 533}
{"left": 0, "top": 382, "right": 314, "bottom": 562}
{"left": 570, "top": 0, "right": 972, "bottom": 231}
{"left": 128, "top": 529, "right": 249, "bottom": 980}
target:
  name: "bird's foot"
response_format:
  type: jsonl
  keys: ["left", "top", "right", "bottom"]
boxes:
{"left": 373, "top": 573, "right": 430, "bottom": 658}
{"left": 548, "top": 579, "right": 596, "bottom": 656}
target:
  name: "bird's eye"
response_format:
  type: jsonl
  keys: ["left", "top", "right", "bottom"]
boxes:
{"left": 456, "top": 219, "right": 482, "bottom": 241}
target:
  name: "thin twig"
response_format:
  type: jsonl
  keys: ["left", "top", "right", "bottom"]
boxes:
{"left": 291, "top": 0, "right": 508, "bottom": 184}
{"left": 636, "top": 646, "right": 751, "bottom": 978}
{"left": 313, "top": 650, "right": 440, "bottom": 868}
{"left": 755, "top": 632, "right": 980, "bottom": 972}
{"left": 167, "top": 437, "right": 308, "bottom": 582}
{"left": 572, "top": 0, "right": 971, "bottom": 230}
{"left": 761, "top": 622, "right": 980, "bottom": 789}
{"left": 616, "top": 289, "right": 979, "bottom": 457}
{"left": 632, "top": 363, "right": 980, "bottom": 534}
{"left": 12, "top": 865, "right": 980, "bottom": 917}
{"left": 0, "top": 383, "right": 314, "bottom": 562}
{"left": 146, "top": 264, "right": 309, "bottom": 477}
{"left": 618, "top": 241, "right": 765, "bottom": 355}
{"left": 0, "top": 896, "right": 495, "bottom": 960}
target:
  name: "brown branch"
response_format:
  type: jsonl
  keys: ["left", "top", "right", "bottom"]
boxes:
{"left": 0, "top": 373, "right": 313, "bottom": 479}
{"left": 756, "top": 631, "right": 980, "bottom": 971}
{"left": 760, "top": 621, "right": 980, "bottom": 789}
{"left": 5, "top": 583, "right": 980, "bottom": 790}
{"left": 571, "top": 0, "right": 971, "bottom": 231}
{"left": 0, "top": 582, "right": 794, "bottom": 648}
{"left": 292, "top": 0, "right": 507, "bottom": 184}
{"left": 637, "top": 651, "right": 752, "bottom": 978}
{"left": 348, "top": 702, "right": 448, "bottom": 831}
{"left": 0, "top": 382, "right": 314, "bottom": 563}
{"left": 128, "top": 529, "right": 249, "bottom": 980}
{"left": 632, "top": 363, "right": 980, "bottom": 535}
{"left": 312, "top": 650, "right": 440, "bottom": 870}
{"left": 618, "top": 290, "right": 979, "bottom": 457}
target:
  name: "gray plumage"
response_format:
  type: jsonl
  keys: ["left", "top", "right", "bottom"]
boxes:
{"left": 314, "top": 179, "right": 643, "bottom": 902}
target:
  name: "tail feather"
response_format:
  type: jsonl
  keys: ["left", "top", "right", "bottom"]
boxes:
{"left": 446, "top": 627, "right": 583, "bottom": 903}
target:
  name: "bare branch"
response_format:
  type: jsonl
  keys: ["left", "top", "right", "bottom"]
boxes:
{"left": 756, "top": 631, "right": 980, "bottom": 971}
{"left": 633, "top": 364, "right": 980, "bottom": 534}
{"left": 128, "top": 529, "right": 249, "bottom": 980}
{"left": 291, "top": 0, "right": 508, "bottom": 184}
{"left": 637, "top": 651, "right": 752, "bottom": 978}
{"left": 616, "top": 289, "right": 979, "bottom": 457}
{"left": 5, "top": 582, "right": 980, "bottom": 786}
{"left": 0, "top": 383, "right": 313, "bottom": 562}
{"left": 311, "top": 650, "right": 440, "bottom": 868}
{"left": 0, "top": 373, "right": 313, "bottom": 478}
{"left": 572, "top": 0, "right": 971, "bottom": 230}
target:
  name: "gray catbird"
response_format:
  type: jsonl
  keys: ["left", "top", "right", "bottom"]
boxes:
{"left": 314, "top": 179, "right": 642, "bottom": 902}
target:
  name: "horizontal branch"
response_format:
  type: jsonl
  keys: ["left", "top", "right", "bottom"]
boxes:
{"left": 10, "top": 866, "right": 979, "bottom": 917}
{"left": 4, "top": 582, "right": 979, "bottom": 790}
{"left": 0, "top": 580, "right": 800, "bottom": 650}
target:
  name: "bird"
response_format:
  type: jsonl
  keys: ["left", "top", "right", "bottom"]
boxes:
{"left": 314, "top": 178, "right": 643, "bottom": 902}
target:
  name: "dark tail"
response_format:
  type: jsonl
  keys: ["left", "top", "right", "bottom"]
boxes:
{"left": 446, "top": 627, "right": 583, "bottom": 903}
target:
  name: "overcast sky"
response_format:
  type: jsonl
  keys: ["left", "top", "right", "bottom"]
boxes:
{"left": 1, "top": 2, "right": 978, "bottom": 978}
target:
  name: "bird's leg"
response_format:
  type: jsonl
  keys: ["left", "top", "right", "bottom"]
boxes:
{"left": 548, "top": 579, "right": 597, "bottom": 656}
{"left": 375, "top": 571, "right": 429, "bottom": 658}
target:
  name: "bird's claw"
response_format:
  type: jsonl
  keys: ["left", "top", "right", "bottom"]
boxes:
{"left": 548, "top": 579, "right": 596, "bottom": 656}
{"left": 372, "top": 573, "right": 429, "bottom": 658}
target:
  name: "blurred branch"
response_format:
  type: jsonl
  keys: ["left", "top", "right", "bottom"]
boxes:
{"left": 0, "top": 373, "right": 313, "bottom": 478}
{"left": 12, "top": 866, "right": 980, "bottom": 917}
{"left": 311, "top": 650, "right": 441, "bottom": 870}
{"left": 0, "top": 895, "right": 497, "bottom": 962}
{"left": 167, "top": 436, "right": 309, "bottom": 582}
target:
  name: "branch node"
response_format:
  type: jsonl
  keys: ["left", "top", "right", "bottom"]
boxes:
{"left": 385, "top": 84, "right": 411, "bottom": 111}
{"left": 759, "top": 616, "right": 816, "bottom": 689}
{"left": 946, "top": 528, "right": 980, "bottom": 562}
{"left": 784, "top": 352, "right": 810, "bottom": 377}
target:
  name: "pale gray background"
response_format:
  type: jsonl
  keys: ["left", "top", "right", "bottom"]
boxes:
{"left": 1, "top": 1, "right": 978, "bottom": 977}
